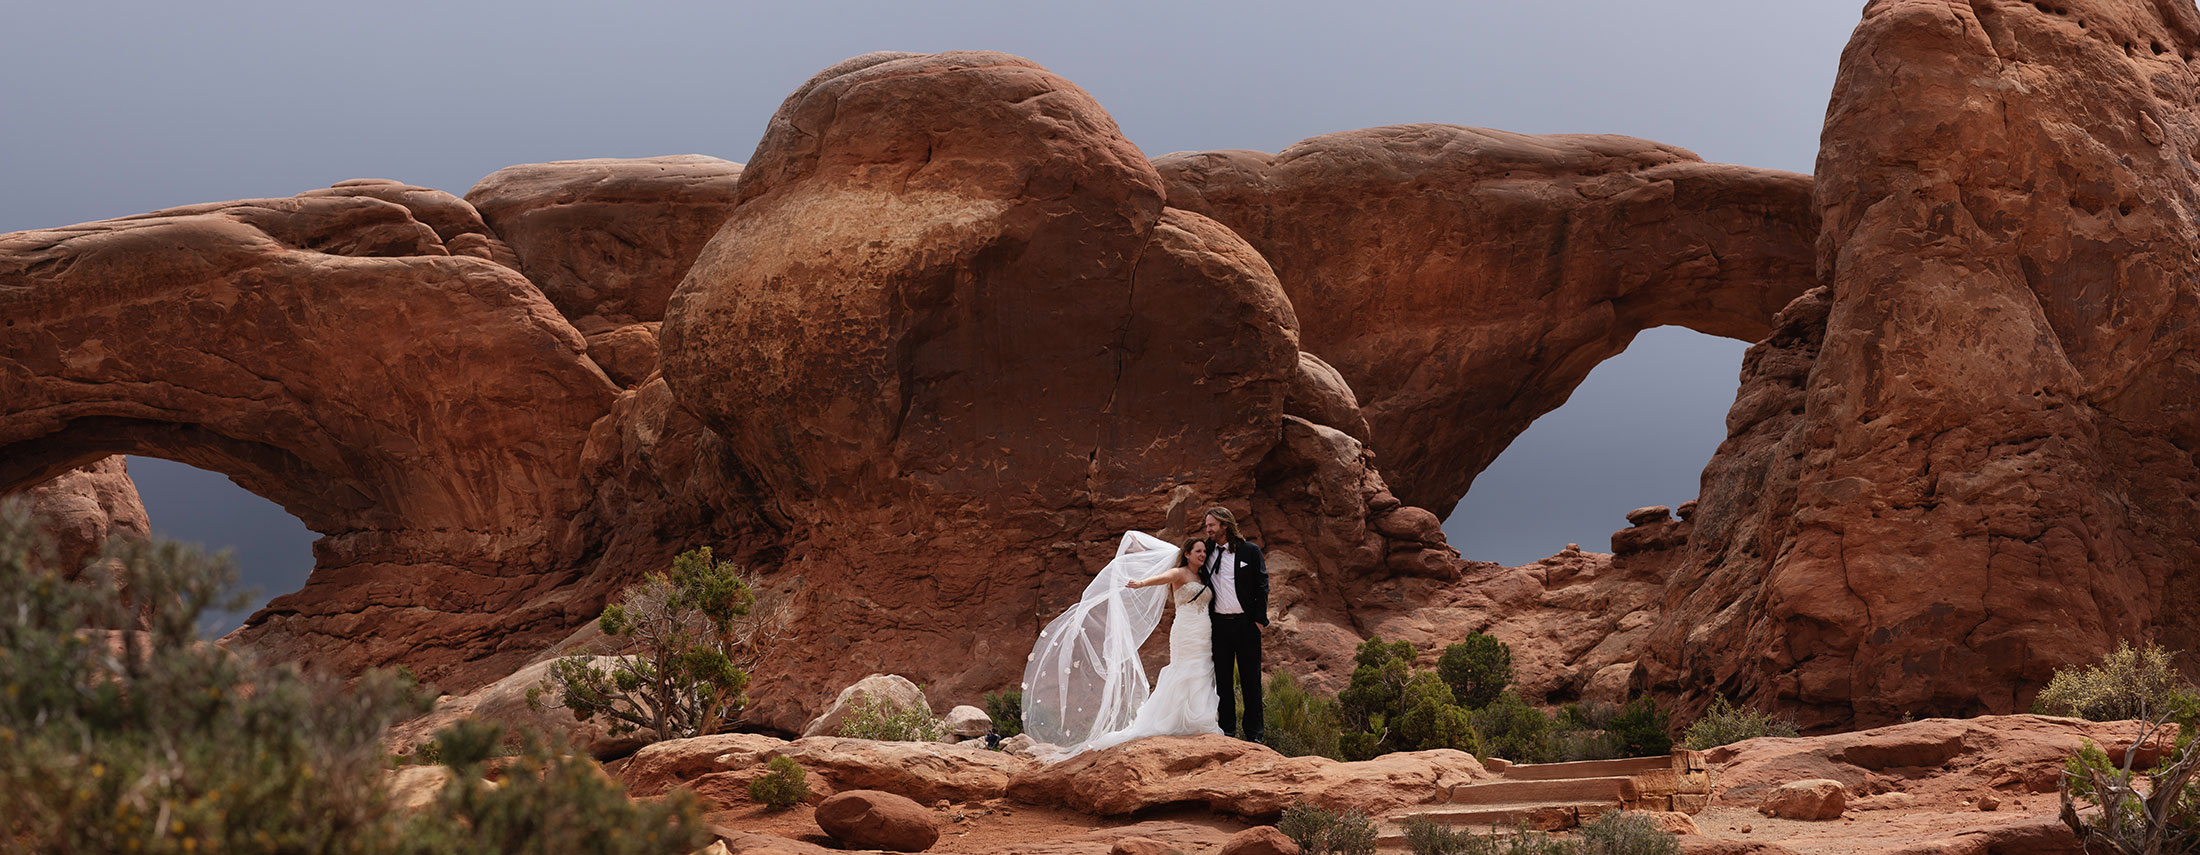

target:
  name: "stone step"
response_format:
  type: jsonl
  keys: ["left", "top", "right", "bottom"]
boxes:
{"left": 1446, "top": 775, "right": 1637, "bottom": 806}
{"left": 1491, "top": 755, "right": 1674, "bottom": 781}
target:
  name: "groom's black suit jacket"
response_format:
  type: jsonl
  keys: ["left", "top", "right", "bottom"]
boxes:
{"left": 1199, "top": 535, "right": 1269, "bottom": 626}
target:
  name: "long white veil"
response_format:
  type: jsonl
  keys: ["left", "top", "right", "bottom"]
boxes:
{"left": 1021, "top": 531, "right": 1180, "bottom": 748}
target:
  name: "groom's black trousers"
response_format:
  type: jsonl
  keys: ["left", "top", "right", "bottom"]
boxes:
{"left": 1212, "top": 613, "right": 1263, "bottom": 740}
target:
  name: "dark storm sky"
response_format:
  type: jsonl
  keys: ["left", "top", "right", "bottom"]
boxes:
{"left": 1, "top": 1, "right": 1862, "bottom": 631}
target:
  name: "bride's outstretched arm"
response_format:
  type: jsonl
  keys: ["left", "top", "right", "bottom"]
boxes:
{"left": 1125, "top": 567, "right": 1192, "bottom": 589}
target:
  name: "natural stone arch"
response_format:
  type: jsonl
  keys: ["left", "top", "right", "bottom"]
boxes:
{"left": 0, "top": 188, "right": 623, "bottom": 683}
{"left": 1159, "top": 126, "right": 1818, "bottom": 519}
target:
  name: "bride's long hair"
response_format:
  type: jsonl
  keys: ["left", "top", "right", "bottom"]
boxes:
{"left": 1179, "top": 538, "right": 1209, "bottom": 599}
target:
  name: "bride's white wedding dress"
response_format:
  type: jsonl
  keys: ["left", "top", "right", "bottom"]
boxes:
{"left": 1073, "top": 581, "right": 1221, "bottom": 753}
{"left": 1021, "top": 531, "right": 1222, "bottom": 757}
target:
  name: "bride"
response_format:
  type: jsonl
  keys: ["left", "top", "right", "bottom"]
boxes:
{"left": 1021, "top": 531, "right": 1221, "bottom": 755}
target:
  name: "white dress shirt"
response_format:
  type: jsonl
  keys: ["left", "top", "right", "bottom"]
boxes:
{"left": 1210, "top": 541, "right": 1245, "bottom": 614}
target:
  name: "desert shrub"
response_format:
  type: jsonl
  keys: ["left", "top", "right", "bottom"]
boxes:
{"left": 546, "top": 546, "right": 789, "bottom": 741}
{"left": 402, "top": 721, "right": 708, "bottom": 854}
{"left": 748, "top": 756, "right": 810, "bottom": 809}
{"left": 1577, "top": 810, "right": 1680, "bottom": 855}
{"left": 1680, "top": 695, "right": 1799, "bottom": 750}
{"left": 1266, "top": 670, "right": 1346, "bottom": 759}
{"left": 0, "top": 499, "right": 706, "bottom": 855}
{"left": 2058, "top": 712, "right": 2200, "bottom": 855}
{"left": 1401, "top": 817, "right": 1573, "bottom": 855}
{"left": 1277, "top": 803, "right": 1378, "bottom": 855}
{"left": 1340, "top": 637, "right": 1416, "bottom": 732}
{"left": 1474, "top": 690, "right": 1556, "bottom": 763}
{"left": 1401, "top": 816, "right": 1480, "bottom": 855}
{"left": 984, "top": 689, "right": 1024, "bottom": 738}
{"left": 1552, "top": 702, "right": 1618, "bottom": 761}
{"left": 1440, "top": 633, "right": 1514, "bottom": 710}
{"left": 837, "top": 694, "right": 946, "bottom": 741}
{"left": 2034, "top": 642, "right": 2200, "bottom": 723}
{"left": 0, "top": 503, "right": 424, "bottom": 854}
{"left": 1553, "top": 697, "right": 1673, "bottom": 761}
{"left": 1394, "top": 671, "right": 1480, "bottom": 754}
{"left": 1607, "top": 696, "right": 1673, "bottom": 757}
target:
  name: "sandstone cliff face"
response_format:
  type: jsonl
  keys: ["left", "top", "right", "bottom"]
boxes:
{"left": 18, "top": 25, "right": 2196, "bottom": 736}
{"left": 1640, "top": 0, "right": 2200, "bottom": 728}
{"left": 659, "top": 51, "right": 1453, "bottom": 728}
{"left": 1158, "top": 130, "right": 1818, "bottom": 516}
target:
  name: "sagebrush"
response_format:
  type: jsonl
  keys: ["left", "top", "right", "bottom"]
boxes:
{"left": 407, "top": 721, "right": 709, "bottom": 855}
{"left": 1681, "top": 695, "right": 1799, "bottom": 750}
{"left": 2034, "top": 642, "right": 2200, "bottom": 723}
{"left": 1401, "top": 817, "right": 1573, "bottom": 855}
{"left": 838, "top": 694, "right": 946, "bottom": 741}
{"left": 0, "top": 499, "right": 706, "bottom": 855}
{"left": 748, "top": 756, "right": 809, "bottom": 809}
{"left": 1277, "top": 803, "right": 1378, "bottom": 855}
{"left": 1578, "top": 810, "right": 1681, "bottom": 855}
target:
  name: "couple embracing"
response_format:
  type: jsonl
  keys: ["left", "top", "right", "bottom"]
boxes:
{"left": 1021, "top": 507, "right": 1268, "bottom": 756}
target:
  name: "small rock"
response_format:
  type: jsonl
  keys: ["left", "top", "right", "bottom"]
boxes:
{"left": 815, "top": 790, "right": 941, "bottom": 852}
{"left": 1741, "top": 824, "right": 1752, "bottom": 834}
{"left": 1110, "top": 837, "right": 1182, "bottom": 855}
{"left": 998, "top": 733, "right": 1042, "bottom": 758}
{"left": 1853, "top": 792, "right": 1916, "bottom": 811}
{"left": 1760, "top": 779, "right": 1847, "bottom": 821}
{"left": 944, "top": 705, "right": 992, "bottom": 738}
{"left": 1636, "top": 811, "right": 1697, "bottom": 835}
{"left": 1625, "top": 505, "right": 1672, "bottom": 526}
{"left": 1675, "top": 500, "right": 1698, "bottom": 521}
{"left": 1979, "top": 793, "right": 2001, "bottom": 811}
{"left": 1219, "top": 826, "right": 1300, "bottom": 855}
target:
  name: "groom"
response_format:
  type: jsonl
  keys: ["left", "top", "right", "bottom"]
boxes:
{"left": 1199, "top": 506, "right": 1268, "bottom": 743}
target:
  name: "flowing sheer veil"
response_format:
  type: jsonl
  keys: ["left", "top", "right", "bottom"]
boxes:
{"left": 1020, "top": 531, "right": 1180, "bottom": 748}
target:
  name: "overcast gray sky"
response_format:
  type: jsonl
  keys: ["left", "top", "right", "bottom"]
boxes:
{"left": 2, "top": 1, "right": 1861, "bottom": 629}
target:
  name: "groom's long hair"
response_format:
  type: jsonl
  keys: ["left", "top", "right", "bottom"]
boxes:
{"left": 1204, "top": 506, "right": 1242, "bottom": 541}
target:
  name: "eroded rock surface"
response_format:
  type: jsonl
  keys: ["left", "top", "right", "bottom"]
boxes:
{"left": 1159, "top": 128, "right": 1817, "bottom": 517}
{"left": 15, "top": 455, "right": 149, "bottom": 572}
{"left": 0, "top": 184, "right": 688, "bottom": 687}
{"left": 1010, "top": 734, "right": 1491, "bottom": 818}
{"left": 466, "top": 155, "right": 744, "bottom": 324}
{"left": 1639, "top": 0, "right": 2200, "bottom": 729}
{"left": 660, "top": 51, "right": 1453, "bottom": 730}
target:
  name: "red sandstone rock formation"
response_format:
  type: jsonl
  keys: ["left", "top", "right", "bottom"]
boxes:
{"left": 467, "top": 155, "right": 744, "bottom": 324}
{"left": 659, "top": 51, "right": 1452, "bottom": 730}
{"left": 1158, "top": 129, "right": 1818, "bottom": 518}
{"left": 1638, "top": 0, "right": 2200, "bottom": 730}
{"left": 0, "top": 186, "right": 627, "bottom": 683}
{"left": 17, "top": 455, "right": 149, "bottom": 572}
